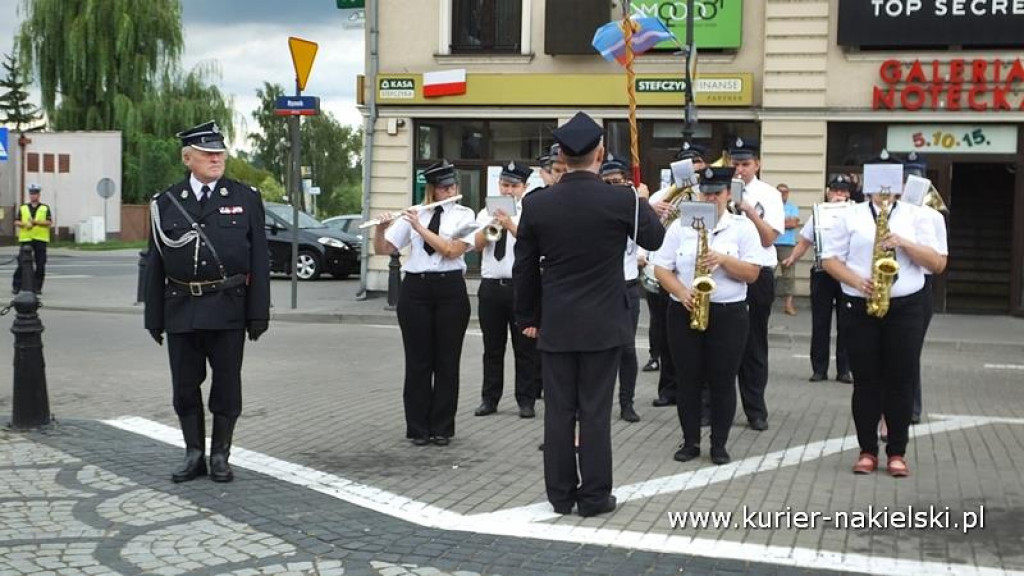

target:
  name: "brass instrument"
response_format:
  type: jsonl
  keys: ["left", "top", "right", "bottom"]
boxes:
{"left": 923, "top": 183, "right": 949, "bottom": 215}
{"left": 484, "top": 220, "right": 503, "bottom": 241}
{"left": 689, "top": 216, "right": 716, "bottom": 332}
{"left": 866, "top": 191, "right": 900, "bottom": 318}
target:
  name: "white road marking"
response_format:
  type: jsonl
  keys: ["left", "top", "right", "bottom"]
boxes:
{"left": 38, "top": 274, "right": 93, "bottom": 279}
{"left": 103, "top": 414, "right": 1024, "bottom": 576}
{"left": 792, "top": 353, "right": 810, "bottom": 359}
{"left": 984, "top": 364, "right": 1024, "bottom": 371}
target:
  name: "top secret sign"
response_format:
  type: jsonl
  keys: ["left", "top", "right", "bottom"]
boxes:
{"left": 838, "top": 0, "right": 1024, "bottom": 48}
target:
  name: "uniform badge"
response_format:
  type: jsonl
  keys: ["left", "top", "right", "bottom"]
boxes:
{"left": 180, "top": 190, "right": 189, "bottom": 199}
{"left": 219, "top": 206, "right": 244, "bottom": 214}
{"left": 735, "top": 137, "right": 744, "bottom": 148}
{"left": 755, "top": 202, "right": 765, "bottom": 219}
{"left": 508, "top": 161, "right": 515, "bottom": 171}
{"left": 219, "top": 187, "right": 228, "bottom": 197}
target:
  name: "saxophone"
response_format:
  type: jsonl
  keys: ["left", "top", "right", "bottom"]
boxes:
{"left": 866, "top": 192, "right": 900, "bottom": 318}
{"left": 689, "top": 217, "right": 717, "bottom": 331}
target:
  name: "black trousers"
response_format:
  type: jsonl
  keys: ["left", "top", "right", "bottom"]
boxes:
{"left": 617, "top": 282, "right": 641, "bottom": 406}
{"left": 738, "top": 266, "right": 774, "bottom": 422}
{"left": 842, "top": 289, "right": 926, "bottom": 457}
{"left": 647, "top": 288, "right": 677, "bottom": 401}
{"left": 644, "top": 287, "right": 664, "bottom": 360}
{"left": 12, "top": 240, "right": 47, "bottom": 293}
{"left": 478, "top": 279, "right": 540, "bottom": 408}
{"left": 167, "top": 329, "right": 246, "bottom": 419}
{"left": 397, "top": 272, "right": 471, "bottom": 440}
{"left": 667, "top": 301, "right": 748, "bottom": 450}
{"left": 542, "top": 348, "right": 619, "bottom": 512}
{"left": 810, "top": 270, "right": 850, "bottom": 377}
{"left": 912, "top": 275, "right": 934, "bottom": 419}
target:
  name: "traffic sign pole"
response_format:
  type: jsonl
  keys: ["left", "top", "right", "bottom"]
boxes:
{"left": 285, "top": 37, "right": 318, "bottom": 310}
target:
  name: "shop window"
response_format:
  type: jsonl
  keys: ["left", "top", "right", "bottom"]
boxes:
{"left": 452, "top": 0, "right": 521, "bottom": 53}
{"left": 415, "top": 119, "right": 555, "bottom": 163}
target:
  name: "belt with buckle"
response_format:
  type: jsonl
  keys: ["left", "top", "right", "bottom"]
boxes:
{"left": 482, "top": 278, "right": 513, "bottom": 286}
{"left": 169, "top": 273, "right": 247, "bottom": 296}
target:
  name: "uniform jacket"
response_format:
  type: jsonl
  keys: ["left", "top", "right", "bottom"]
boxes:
{"left": 513, "top": 171, "right": 665, "bottom": 352}
{"left": 144, "top": 177, "right": 271, "bottom": 334}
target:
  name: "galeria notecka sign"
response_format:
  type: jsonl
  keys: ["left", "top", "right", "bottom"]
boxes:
{"left": 838, "top": 0, "right": 1024, "bottom": 48}
{"left": 873, "top": 58, "right": 1024, "bottom": 112}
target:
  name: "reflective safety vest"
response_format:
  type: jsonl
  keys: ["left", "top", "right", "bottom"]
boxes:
{"left": 18, "top": 204, "right": 51, "bottom": 243}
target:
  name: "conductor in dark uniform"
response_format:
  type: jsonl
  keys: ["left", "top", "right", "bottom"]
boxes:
{"left": 144, "top": 121, "right": 271, "bottom": 484}
{"left": 514, "top": 112, "right": 664, "bottom": 517}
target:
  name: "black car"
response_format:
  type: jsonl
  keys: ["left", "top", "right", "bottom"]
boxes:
{"left": 264, "top": 203, "right": 361, "bottom": 280}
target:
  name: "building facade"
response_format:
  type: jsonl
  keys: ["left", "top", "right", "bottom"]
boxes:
{"left": 362, "top": 0, "right": 1024, "bottom": 315}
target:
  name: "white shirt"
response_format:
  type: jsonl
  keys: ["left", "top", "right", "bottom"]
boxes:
{"left": 920, "top": 207, "right": 948, "bottom": 276}
{"left": 190, "top": 175, "right": 220, "bottom": 201}
{"left": 623, "top": 238, "right": 639, "bottom": 281}
{"left": 799, "top": 201, "right": 855, "bottom": 269}
{"left": 384, "top": 202, "right": 476, "bottom": 273}
{"left": 651, "top": 212, "right": 762, "bottom": 304}
{"left": 739, "top": 176, "right": 785, "bottom": 267}
{"left": 475, "top": 205, "right": 521, "bottom": 279}
{"left": 821, "top": 200, "right": 937, "bottom": 299}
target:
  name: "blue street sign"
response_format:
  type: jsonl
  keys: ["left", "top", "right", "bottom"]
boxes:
{"left": 0, "top": 128, "right": 9, "bottom": 162}
{"left": 273, "top": 95, "right": 321, "bottom": 116}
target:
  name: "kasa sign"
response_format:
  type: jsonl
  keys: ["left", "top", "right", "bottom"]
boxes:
{"left": 838, "top": 0, "right": 1024, "bottom": 47}
{"left": 873, "top": 58, "right": 1024, "bottom": 112}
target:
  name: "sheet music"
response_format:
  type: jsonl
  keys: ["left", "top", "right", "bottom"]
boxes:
{"left": 485, "top": 195, "right": 517, "bottom": 217}
{"left": 677, "top": 201, "right": 718, "bottom": 232}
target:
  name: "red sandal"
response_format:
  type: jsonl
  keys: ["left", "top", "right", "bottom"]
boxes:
{"left": 852, "top": 452, "right": 878, "bottom": 474}
{"left": 887, "top": 456, "right": 910, "bottom": 477}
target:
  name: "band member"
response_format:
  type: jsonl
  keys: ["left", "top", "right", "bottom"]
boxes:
{"left": 373, "top": 159, "right": 475, "bottom": 446}
{"left": 730, "top": 137, "right": 785, "bottom": 431}
{"left": 538, "top": 143, "right": 567, "bottom": 188}
{"left": 514, "top": 112, "right": 664, "bottom": 517}
{"left": 781, "top": 175, "right": 855, "bottom": 383}
{"left": 474, "top": 161, "right": 541, "bottom": 419}
{"left": 600, "top": 154, "right": 642, "bottom": 423}
{"left": 653, "top": 167, "right": 761, "bottom": 465}
{"left": 821, "top": 156, "right": 945, "bottom": 477}
{"left": 145, "top": 121, "right": 271, "bottom": 483}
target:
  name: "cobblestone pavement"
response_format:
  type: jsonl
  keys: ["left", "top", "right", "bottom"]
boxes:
{"left": 3, "top": 420, "right": 863, "bottom": 576}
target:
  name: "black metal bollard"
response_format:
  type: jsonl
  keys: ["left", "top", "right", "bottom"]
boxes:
{"left": 9, "top": 244, "right": 50, "bottom": 429}
{"left": 136, "top": 249, "right": 149, "bottom": 304}
{"left": 384, "top": 251, "right": 402, "bottom": 311}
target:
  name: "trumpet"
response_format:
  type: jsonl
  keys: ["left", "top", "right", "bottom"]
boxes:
{"left": 359, "top": 195, "right": 463, "bottom": 229}
{"left": 484, "top": 220, "right": 503, "bottom": 241}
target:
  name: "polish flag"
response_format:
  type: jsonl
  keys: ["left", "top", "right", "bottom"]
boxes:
{"left": 423, "top": 69, "right": 467, "bottom": 98}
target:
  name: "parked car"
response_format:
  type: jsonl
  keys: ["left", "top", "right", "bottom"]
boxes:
{"left": 264, "top": 203, "right": 361, "bottom": 280}
{"left": 322, "top": 214, "right": 365, "bottom": 236}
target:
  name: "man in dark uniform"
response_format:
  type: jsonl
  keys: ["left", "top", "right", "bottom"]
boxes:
{"left": 144, "top": 121, "right": 271, "bottom": 484}
{"left": 514, "top": 112, "right": 664, "bottom": 517}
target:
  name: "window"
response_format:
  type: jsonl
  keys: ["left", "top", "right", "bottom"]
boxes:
{"left": 451, "top": 0, "right": 521, "bottom": 53}
{"left": 27, "top": 153, "right": 39, "bottom": 173}
{"left": 43, "top": 154, "right": 55, "bottom": 173}
{"left": 58, "top": 154, "right": 70, "bottom": 173}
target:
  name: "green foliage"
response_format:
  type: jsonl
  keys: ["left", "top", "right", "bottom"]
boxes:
{"left": 225, "top": 155, "right": 274, "bottom": 188}
{"left": 248, "top": 82, "right": 288, "bottom": 177}
{"left": 0, "top": 51, "right": 42, "bottom": 130}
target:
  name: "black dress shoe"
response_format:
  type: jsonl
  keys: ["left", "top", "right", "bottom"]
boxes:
{"left": 474, "top": 402, "right": 497, "bottom": 416}
{"left": 642, "top": 357, "right": 660, "bottom": 372}
{"left": 808, "top": 373, "right": 827, "bottom": 382}
{"left": 652, "top": 396, "right": 676, "bottom": 407}
{"left": 749, "top": 418, "right": 769, "bottom": 431}
{"left": 411, "top": 437, "right": 430, "bottom": 446}
{"left": 673, "top": 444, "right": 700, "bottom": 462}
{"left": 552, "top": 502, "right": 574, "bottom": 515}
{"left": 578, "top": 495, "right": 617, "bottom": 518}
{"left": 171, "top": 451, "right": 207, "bottom": 483}
{"left": 209, "top": 453, "right": 233, "bottom": 483}
{"left": 519, "top": 405, "right": 536, "bottom": 419}
{"left": 710, "top": 447, "right": 731, "bottom": 465}
{"left": 836, "top": 373, "right": 854, "bottom": 384}
{"left": 620, "top": 404, "right": 640, "bottom": 423}
{"left": 432, "top": 436, "right": 451, "bottom": 446}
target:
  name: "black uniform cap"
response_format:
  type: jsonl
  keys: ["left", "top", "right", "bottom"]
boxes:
{"left": 500, "top": 160, "right": 533, "bottom": 184}
{"left": 827, "top": 174, "right": 854, "bottom": 191}
{"left": 869, "top": 149, "right": 904, "bottom": 165}
{"left": 904, "top": 151, "right": 927, "bottom": 178}
{"left": 599, "top": 154, "right": 628, "bottom": 177}
{"left": 727, "top": 136, "right": 759, "bottom": 161}
{"left": 552, "top": 112, "right": 603, "bottom": 157}
{"left": 177, "top": 120, "right": 226, "bottom": 152}
{"left": 423, "top": 159, "right": 458, "bottom": 187}
{"left": 675, "top": 141, "right": 708, "bottom": 161}
{"left": 698, "top": 166, "right": 736, "bottom": 192}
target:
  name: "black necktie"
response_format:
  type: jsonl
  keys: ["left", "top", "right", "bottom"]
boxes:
{"left": 200, "top": 185, "right": 211, "bottom": 207}
{"left": 494, "top": 229, "right": 508, "bottom": 261}
{"left": 424, "top": 206, "right": 443, "bottom": 255}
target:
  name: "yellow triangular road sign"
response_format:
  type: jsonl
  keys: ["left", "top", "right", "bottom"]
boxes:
{"left": 288, "top": 37, "right": 319, "bottom": 92}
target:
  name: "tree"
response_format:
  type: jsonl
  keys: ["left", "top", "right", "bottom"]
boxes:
{"left": 0, "top": 51, "right": 42, "bottom": 130}
{"left": 248, "top": 82, "right": 288, "bottom": 178}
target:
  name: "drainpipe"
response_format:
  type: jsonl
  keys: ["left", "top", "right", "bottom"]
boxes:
{"left": 356, "top": 0, "right": 379, "bottom": 300}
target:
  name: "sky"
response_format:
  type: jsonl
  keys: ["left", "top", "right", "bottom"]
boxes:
{"left": 0, "top": 0, "right": 366, "bottom": 147}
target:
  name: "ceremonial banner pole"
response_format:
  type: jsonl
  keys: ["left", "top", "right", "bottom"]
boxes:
{"left": 621, "top": 0, "right": 641, "bottom": 185}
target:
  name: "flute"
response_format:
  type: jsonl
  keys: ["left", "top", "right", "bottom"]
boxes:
{"left": 359, "top": 195, "right": 464, "bottom": 229}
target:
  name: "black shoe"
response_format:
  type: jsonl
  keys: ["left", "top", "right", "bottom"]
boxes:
{"left": 837, "top": 373, "right": 854, "bottom": 384}
{"left": 652, "top": 396, "right": 676, "bottom": 407}
{"left": 432, "top": 436, "right": 451, "bottom": 446}
{"left": 171, "top": 450, "right": 207, "bottom": 483}
{"left": 710, "top": 447, "right": 731, "bottom": 465}
{"left": 701, "top": 412, "right": 711, "bottom": 427}
{"left": 673, "top": 444, "right": 700, "bottom": 462}
{"left": 519, "top": 405, "right": 536, "bottom": 419}
{"left": 808, "top": 373, "right": 827, "bottom": 382}
{"left": 209, "top": 453, "right": 233, "bottom": 483}
{"left": 552, "top": 501, "right": 574, "bottom": 515}
{"left": 10, "top": 289, "right": 18, "bottom": 295}
{"left": 412, "top": 437, "right": 430, "bottom": 446}
{"left": 474, "top": 402, "right": 497, "bottom": 416}
{"left": 578, "top": 495, "right": 617, "bottom": 518}
{"left": 172, "top": 414, "right": 206, "bottom": 483}
{"left": 620, "top": 404, "right": 640, "bottom": 423}
{"left": 642, "top": 357, "right": 660, "bottom": 372}
{"left": 749, "top": 419, "right": 769, "bottom": 431}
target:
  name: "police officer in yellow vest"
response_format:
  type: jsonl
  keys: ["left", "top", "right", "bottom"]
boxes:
{"left": 12, "top": 183, "right": 52, "bottom": 295}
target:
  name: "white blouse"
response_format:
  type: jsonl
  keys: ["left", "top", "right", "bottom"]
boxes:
{"left": 739, "top": 176, "right": 785, "bottom": 267}
{"left": 651, "top": 212, "right": 762, "bottom": 304}
{"left": 475, "top": 205, "right": 522, "bottom": 279}
{"left": 384, "top": 202, "right": 476, "bottom": 273}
